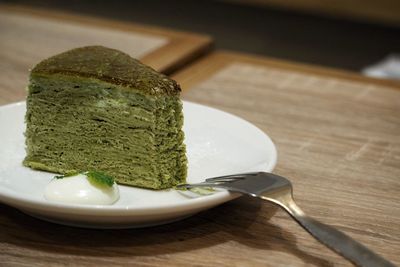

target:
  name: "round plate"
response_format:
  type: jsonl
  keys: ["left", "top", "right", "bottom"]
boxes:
{"left": 0, "top": 101, "right": 277, "bottom": 228}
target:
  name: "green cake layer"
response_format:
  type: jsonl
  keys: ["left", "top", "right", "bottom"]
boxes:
{"left": 23, "top": 46, "right": 187, "bottom": 189}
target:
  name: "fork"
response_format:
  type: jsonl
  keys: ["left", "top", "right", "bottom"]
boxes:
{"left": 176, "top": 172, "right": 395, "bottom": 267}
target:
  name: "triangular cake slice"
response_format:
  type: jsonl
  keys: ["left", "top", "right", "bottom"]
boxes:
{"left": 24, "top": 46, "right": 187, "bottom": 189}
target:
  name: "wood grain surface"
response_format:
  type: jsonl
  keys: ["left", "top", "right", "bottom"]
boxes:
{"left": 0, "top": 4, "right": 212, "bottom": 105}
{"left": 0, "top": 46, "right": 399, "bottom": 267}
{"left": 173, "top": 52, "right": 400, "bottom": 266}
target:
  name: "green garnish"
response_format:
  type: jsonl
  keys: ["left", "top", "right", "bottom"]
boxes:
{"left": 175, "top": 184, "right": 215, "bottom": 196}
{"left": 53, "top": 170, "right": 115, "bottom": 188}
{"left": 85, "top": 171, "right": 115, "bottom": 187}
{"left": 54, "top": 171, "right": 79, "bottom": 179}
{"left": 189, "top": 187, "right": 215, "bottom": 195}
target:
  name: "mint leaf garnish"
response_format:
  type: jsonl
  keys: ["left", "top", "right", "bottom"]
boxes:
{"left": 86, "top": 171, "right": 115, "bottom": 187}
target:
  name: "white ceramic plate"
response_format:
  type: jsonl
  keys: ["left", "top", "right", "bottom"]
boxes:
{"left": 0, "top": 101, "right": 277, "bottom": 228}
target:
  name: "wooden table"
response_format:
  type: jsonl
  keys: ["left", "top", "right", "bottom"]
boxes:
{"left": 174, "top": 52, "right": 400, "bottom": 266}
{"left": 1, "top": 13, "right": 399, "bottom": 267}
{"left": 0, "top": 5, "right": 212, "bottom": 105}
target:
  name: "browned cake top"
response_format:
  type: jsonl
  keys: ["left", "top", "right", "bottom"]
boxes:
{"left": 31, "top": 46, "right": 181, "bottom": 96}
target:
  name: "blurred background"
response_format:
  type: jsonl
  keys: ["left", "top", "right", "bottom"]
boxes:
{"left": 2, "top": 0, "right": 400, "bottom": 76}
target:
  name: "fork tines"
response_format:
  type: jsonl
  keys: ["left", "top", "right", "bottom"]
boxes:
{"left": 205, "top": 172, "right": 260, "bottom": 183}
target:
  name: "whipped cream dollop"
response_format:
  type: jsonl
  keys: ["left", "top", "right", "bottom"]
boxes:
{"left": 44, "top": 173, "right": 119, "bottom": 205}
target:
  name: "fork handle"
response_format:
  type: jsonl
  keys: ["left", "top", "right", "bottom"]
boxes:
{"left": 276, "top": 198, "right": 396, "bottom": 267}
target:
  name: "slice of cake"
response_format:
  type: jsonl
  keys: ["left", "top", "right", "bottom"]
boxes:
{"left": 23, "top": 46, "right": 187, "bottom": 189}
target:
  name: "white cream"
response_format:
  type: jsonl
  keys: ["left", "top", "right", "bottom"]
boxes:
{"left": 44, "top": 174, "right": 119, "bottom": 205}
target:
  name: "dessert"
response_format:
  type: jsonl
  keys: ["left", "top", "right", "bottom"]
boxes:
{"left": 24, "top": 46, "right": 187, "bottom": 189}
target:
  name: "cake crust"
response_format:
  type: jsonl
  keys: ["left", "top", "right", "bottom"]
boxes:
{"left": 31, "top": 46, "right": 180, "bottom": 96}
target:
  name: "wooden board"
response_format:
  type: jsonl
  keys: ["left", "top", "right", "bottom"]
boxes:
{"left": 0, "top": 4, "right": 212, "bottom": 105}
{"left": 173, "top": 52, "right": 400, "bottom": 266}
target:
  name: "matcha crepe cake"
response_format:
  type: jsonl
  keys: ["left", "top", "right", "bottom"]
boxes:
{"left": 24, "top": 46, "right": 187, "bottom": 189}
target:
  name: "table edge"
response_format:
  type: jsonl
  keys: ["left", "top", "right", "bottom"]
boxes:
{"left": 0, "top": 4, "right": 213, "bottom": 74}
{"left": 173, "top": 51, "right": 400, "bottom": 90}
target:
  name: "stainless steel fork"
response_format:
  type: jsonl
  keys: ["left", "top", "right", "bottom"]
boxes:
{"left": 176, "top": 172, "right": 395, "bottom": 267}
